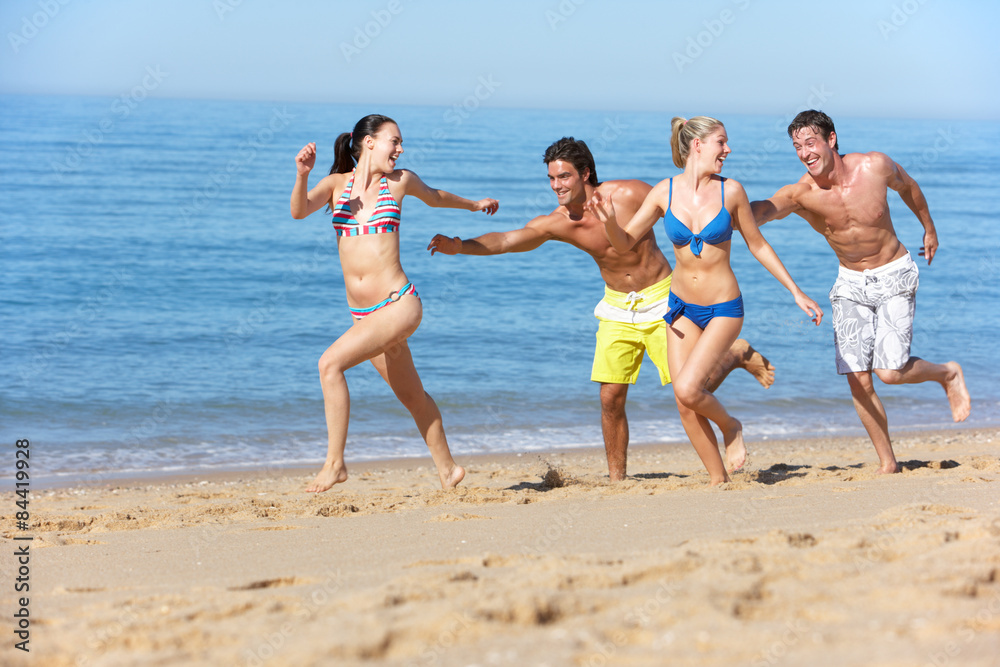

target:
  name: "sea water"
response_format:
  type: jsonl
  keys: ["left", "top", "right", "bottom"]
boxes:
{"left": 2, "top": 95, "right": 997, "bottom": 483}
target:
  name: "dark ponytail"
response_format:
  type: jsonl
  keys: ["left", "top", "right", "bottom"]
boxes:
{"left": 328, "top": 114, "right": 397, "bottom": 174}
{"left": 330, "top": 132, "right": 353, "bottom": 174}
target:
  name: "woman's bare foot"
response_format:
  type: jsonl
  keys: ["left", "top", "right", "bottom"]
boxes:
{"left": 709, "top": 473, "right": 730, "bottom": 486}
{"left": 440, "top": 464, "right": 465, "bottom": 489}
{"left": 943, "top": 361, "right": 971, "bottom": 422}
{"left": 305, "top": 462, "right": 348, "bottom": 493}
{"left": 723, "top": 418, "right": 747, "bottom": 472}
{"left": 735, "top": 339, "right": 775, "bottom": 389}
{"left": 876, "top": 461, "right": 900, "bottom": 475}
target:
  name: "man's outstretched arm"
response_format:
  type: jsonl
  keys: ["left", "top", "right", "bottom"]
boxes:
{"left": 750, "top": 185, "right": 803, "bottom": 225}
{"left": 428, "top": 218, "right": 554, "bottom": 256}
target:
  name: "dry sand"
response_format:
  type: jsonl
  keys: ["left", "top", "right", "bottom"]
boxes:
{"left": 2, "top": 428, "right": 999, "bottom": 666}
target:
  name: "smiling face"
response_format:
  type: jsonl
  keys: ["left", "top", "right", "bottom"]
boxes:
{"left": 791, "top": 126, "right": 837, "bottom": 177}
{"left": 364, "top": 122, "right": 403, "bottom": 172}
{"left": 694, "top": 125, "right": 730, "bottom": 173}
{"left": 547, "top": 159, "right": 589, "bottom": 206}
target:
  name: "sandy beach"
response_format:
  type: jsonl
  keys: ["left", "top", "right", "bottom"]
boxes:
{"left": 3, "top": 427, "right": 999, "bottom": 666}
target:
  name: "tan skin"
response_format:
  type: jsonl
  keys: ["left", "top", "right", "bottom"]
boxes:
{"left": 428, "top": 160, "right": 776, "bottom": 480}
{"left": 291, "top": 122, "right": 499, "bottom": 492}
{"left": 589, "top": 125, "right": 822, "bottom": 485}
{"left": 751, "top": 126, "right": 971, "bottom": 474}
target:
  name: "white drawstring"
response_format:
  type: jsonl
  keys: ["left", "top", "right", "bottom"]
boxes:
{"left": 625, "top": 291, "right": 644, "bottom": 310}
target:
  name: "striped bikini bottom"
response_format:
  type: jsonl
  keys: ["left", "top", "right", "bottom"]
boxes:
{"left": 349, "top": 282, "right": 419, "bottom": 320}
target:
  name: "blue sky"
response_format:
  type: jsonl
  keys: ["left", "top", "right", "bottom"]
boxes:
{"left": 1, "top": 0, "right": 997, "bottom": 119}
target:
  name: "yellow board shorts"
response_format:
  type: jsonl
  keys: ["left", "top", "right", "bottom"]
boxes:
{"left": 591, "top": 275, "right": 672, "bottom": 385}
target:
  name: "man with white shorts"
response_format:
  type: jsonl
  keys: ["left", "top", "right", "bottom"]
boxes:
{"left": 752, "top": 110, "right": 970, "bottom": 474}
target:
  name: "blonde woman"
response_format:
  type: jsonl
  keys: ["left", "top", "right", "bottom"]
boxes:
{"left": 291, "top": 114, "right": 499, "bottom": 492}
{"left": 588, "top": 116, "right": 822, "bottom": 485}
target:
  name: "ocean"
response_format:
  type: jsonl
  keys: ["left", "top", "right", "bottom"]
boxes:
{"left": 2, "top": 94, "right": 998, "bottom": 484}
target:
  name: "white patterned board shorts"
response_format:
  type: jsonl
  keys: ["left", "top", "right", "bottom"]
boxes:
{"left": 829, "top": 253, "right": 919, "bottom": 374}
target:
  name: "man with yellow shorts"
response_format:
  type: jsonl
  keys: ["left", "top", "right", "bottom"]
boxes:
{"left": 430, "top": 138, "right": 774, "bottom": 480}
{"left": 592, "top": 275, "right": 673, "bottom": 385}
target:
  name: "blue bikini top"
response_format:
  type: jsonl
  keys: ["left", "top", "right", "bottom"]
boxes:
{"left": 664, "top": 177, "right": 733, "bottom": 256}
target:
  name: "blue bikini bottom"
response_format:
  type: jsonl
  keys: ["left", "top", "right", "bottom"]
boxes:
{"left": 664, "top": 292, "right": 744, "bottom": 329}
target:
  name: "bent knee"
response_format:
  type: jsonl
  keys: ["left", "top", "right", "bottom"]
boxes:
{"left": 318, "top": 353, "right": 346, "bottom": 381}
{"left": 396, "top": 388, "right": 429, "bottom": 412}
{"left": 873, "top": 368, "right": 904, "bottom": 384}
{"left": 672, "top": 380, "right": 704, "bottom": 407}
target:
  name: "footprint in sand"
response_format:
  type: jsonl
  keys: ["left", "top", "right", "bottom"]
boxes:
{"left": 228, "top": 577, "right": 312, "bottom": 591}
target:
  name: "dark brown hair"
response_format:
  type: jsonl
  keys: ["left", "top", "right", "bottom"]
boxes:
{"left": 787, "top": 110, "right": 839, "bottom": 150}
{"left": 329, "top": 114, "right": 398, "bottom": 174}
{"left": 543, "top": 137, "right": 598, "bottom": 186}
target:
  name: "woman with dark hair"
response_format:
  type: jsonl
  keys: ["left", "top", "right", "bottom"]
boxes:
{"left": 588, "top": 116, "right": 822, "bottom": 485}
{"left": 291, "top": 114, "right": 499, "bottom": 492}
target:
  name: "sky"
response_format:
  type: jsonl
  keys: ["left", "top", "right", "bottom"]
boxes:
{"left": 1, "top": 0, "right": 998, "bottom": 120}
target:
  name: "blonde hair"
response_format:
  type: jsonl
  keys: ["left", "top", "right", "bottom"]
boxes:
{"left": 670, "top": 116, "right": 724, "bottom": 168}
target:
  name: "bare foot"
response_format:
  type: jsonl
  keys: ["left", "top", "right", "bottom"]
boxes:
{"left": 876, "top": 462, "right": 900, "bottom": 475}
{"left": 943, "top": 361, "right": 971, "bottom": 422}
{"left": 440, "top": 464, "right": 465, "bottom": 489}
{"left": 723, "top": 418, "right": 747, "bottom": 472}
{"left": 305, "top": 462, "right": 348, "bottom": 493}
{"left": 734, "top": 339, "right": 775, "bottom": 389}
{"left": 607, "top": 458, "right": 627, "bottom": 482}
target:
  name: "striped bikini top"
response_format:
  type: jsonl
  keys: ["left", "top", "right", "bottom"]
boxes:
{"left": 331, "top": 171, "right": 401, "bottom": 237}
